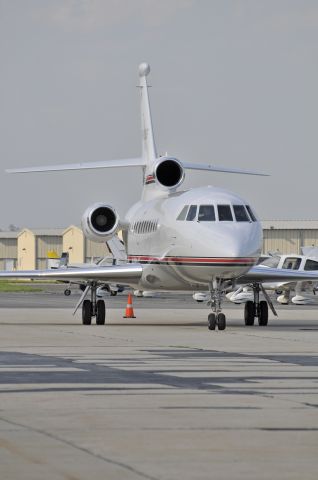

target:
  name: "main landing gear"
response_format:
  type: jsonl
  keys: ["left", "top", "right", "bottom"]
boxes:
{"left": 244, "top": 283, "right": 277, "bottom": 326}
{"left": 208, "top": 280, "right": 227, "bottom": 331}
{"left": 81, "top": 283, "right": 106, "bottom": 325}
{"left": 207, "top": 281, "right": 277, "bottom": 331}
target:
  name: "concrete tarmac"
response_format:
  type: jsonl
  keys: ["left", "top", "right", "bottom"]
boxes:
{"left": 0, "top": 305, "right": 318, "bottom": 479}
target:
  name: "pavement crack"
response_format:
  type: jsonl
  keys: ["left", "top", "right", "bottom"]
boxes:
{"left": 0, "top": 416, "right": 159, "bottom": 480}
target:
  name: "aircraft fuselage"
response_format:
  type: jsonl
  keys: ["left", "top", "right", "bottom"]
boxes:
{"left": 125, "top": 185, "right": 262, "bottom": 291}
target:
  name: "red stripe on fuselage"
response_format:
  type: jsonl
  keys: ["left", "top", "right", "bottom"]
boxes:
{"left": 128, "top": 255, "right": 256, "bottom": 264}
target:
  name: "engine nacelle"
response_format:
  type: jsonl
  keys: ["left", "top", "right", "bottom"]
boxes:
{"left": 153, "top": 157, "right": 185, "bottom": 190}
{"left": 81, "top": 203, "right": 120, "bottom": 242}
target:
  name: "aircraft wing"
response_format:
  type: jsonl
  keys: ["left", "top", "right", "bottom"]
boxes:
{"left": 238, "top": 266, "right": 318, "bottom": 284}
{"left": 0, "top": 264, "right": 143, "bottom": 284}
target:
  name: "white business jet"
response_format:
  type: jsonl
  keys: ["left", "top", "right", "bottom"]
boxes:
{"left": 3, "top": 63, "right": 318, "bottom": 330}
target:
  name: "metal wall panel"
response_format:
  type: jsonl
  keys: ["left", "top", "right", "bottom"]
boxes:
{"left": 263, "top": 229, "right": 318, "bottom": 255}
{"left": 36, "top": 236, "right": 63, "bottom": 258}
{"left": 84, "top": 239, "right": 109, "bottom": 260}
{"left": 302, "top": 229, "right": 318, "bottom": 247}
{"left": 36, "top": 236, "right": 63, "bottom": 269}
{"left": 0, "top": 238, "right": 17, "bottom": 259}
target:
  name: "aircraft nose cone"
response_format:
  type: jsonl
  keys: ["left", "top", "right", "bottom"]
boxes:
{"left": 221, "top": 236, "right": 256, "bottom": 259}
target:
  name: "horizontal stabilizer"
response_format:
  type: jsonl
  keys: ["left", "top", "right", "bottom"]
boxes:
{"left": 182, "top": 162, "right": 269, "bottom": 176}
{"left": 6, "top": 158, "right": 146, "bottom": 174}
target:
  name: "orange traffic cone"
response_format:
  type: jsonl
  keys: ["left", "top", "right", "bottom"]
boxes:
{"left": 123, "top": 293, "right": 136, "bottom": 318}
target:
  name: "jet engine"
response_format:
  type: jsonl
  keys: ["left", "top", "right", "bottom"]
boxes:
{"left": 81, "top": 203, "right": 120, "bottom": 242}
{"left": 154, "top": 157, "right": 185, "bottom": 189}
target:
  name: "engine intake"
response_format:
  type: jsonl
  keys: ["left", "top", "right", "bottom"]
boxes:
{"left": 154, "top": 157, "right": 184, "bottom": 189}
{"left": 82, "top": 203, "right": 120, "bottom": 242}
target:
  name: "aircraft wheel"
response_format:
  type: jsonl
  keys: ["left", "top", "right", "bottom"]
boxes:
{"left": 258, "top": 301, "right": 268, "bottom": 326}
{"left": 208, "top": 313, "right": 216, "bottom": 330}
{"left": 217, "top": 313, "right": 226, "bottom": 330}
{"left": 96, "top": 300, "right": 106, "bottom": 325}
{"left": 244, "top": 301, "right": 255, "bottom": 326}
{"left": 110, "top": 291, "right": 117, "bottom": 296}
{"left": 82, "top": 300, "right": 92, "bottom": 325}
{"left": 64, "top": 289, "right": 71, "bottom": 296}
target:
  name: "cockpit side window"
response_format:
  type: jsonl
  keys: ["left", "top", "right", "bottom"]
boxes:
{"left": 245, "top": 205, "right": 257, "bottom": 222}
{"left": 198, "top": 205, "right": 215, "bottom": 221}
{"left": 186, "top": 205, "right": 197, "bottom": 221}
{"left": 233, "top": 205, "right": 249, "bottom": 222}
{"left": 217, "top": 205, "right": 233, "bottom": 221}
{"left": 177, "top": 205, "right": 189, "bottom": 221}
{"left": 304, "top": 259, "right": 318, "bottom": 271}
{"left": 282, "top": 257, "right": 301, "bottom": 270}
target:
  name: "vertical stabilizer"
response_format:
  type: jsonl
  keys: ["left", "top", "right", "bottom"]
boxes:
{"left": 139, "top": 63, "right": 157, "bottom": 168}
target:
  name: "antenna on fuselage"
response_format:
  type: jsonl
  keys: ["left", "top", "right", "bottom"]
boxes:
{"left": 139, "top": 63, "right": 157, "bottom": 169}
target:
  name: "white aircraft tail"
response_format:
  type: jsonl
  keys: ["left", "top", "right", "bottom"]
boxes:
{"left": 6, "top": 63, "right": 268, "bottom": 182}
{"left": 138, "top": 63, "right": 157, "bottom": 170}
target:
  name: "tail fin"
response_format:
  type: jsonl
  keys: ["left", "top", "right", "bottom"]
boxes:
{"left": 139, "top": 63, "right": 157, "bottom": 168}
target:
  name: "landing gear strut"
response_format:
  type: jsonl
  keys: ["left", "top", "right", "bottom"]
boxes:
{"left": 80, "top": 283, "right": 106, "bottom": 325}
{"left": 208, "top": 279, "right": 226, "bottom": 331}
{"left": 244, "top": 283, "right": 269, "bottom": 326}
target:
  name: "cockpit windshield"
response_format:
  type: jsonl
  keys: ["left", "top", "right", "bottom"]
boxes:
{"left": 233, "top": 205, "right": 250, "bottom": 222}
{"left": 217, "top": 205, "right": 233, "bottom": 221}
{"left": 198, "top": 205, "right": 215, "bottom": 221}
{"left": 176, "top": 202, "right": 257, "bottom": 224}
{"left": 186, "top": 205, "right": 197, "bottom": 221}
{"left": 177, "top": 205, "right": 189, "bottom": 221}
{"left": 246, "top": 205, "right": 257, "bottom": 222}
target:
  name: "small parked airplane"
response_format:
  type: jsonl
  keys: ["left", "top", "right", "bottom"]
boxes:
{"left": 2, "top": 63, "right": 318, "bottom": 330}
{"left": 227, "top": 250, "right": 318, "bottom": 306}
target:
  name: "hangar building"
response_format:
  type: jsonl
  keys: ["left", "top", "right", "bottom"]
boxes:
{"left": 0, "top": 226, "right": 110, "bottom": 271}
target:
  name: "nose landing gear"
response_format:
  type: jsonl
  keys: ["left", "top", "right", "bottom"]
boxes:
{"left": 208, "top": 280, "right": 227, "bottom": 331}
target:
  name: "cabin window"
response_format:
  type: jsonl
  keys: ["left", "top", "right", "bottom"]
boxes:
{"left": 217, "top": 205, "right": 233, "bottom": 221}
{"left": 186, "top": 205, "right": 197, "bottom": 221}
{"left": 246, "top": 205, "right": 257, "bottom": 222}
{"left": 304, "top": 259, "right": 318, "bottom": 271}
{"left": 282, "top": 257, "right": 301, "bottom": 270}
{"left": 198, "top": 205, "right": 215, "bottom": 221}
{"left": 177, "top": 205, "right": 189, "bottom": 220}
{"left": 233, "top": 205, "right": 249, "bottom": 222}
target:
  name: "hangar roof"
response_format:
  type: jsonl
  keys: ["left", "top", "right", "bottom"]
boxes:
{"left": 262, "top": 220, "right": 318, "bottom": 230}
{"left": 0, "top": 231, "right": 19, "bottom": 239}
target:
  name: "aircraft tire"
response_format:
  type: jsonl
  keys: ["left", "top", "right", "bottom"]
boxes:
{"left": 258, "top": 301, "right": 268, "bottom": 326}
{"left": 96, "top": 300, "right": 106, "bottom": 325}
{"left": 208, "top": 313, "right": 216, "bottom": 330}
{"left": 64, "top": 289, "right": 71, "bottom": 296}
{"left": 82, "top": 300, "right": 92, "bottom": 325}
{"left": 217, "top": 313, "right": 226, "bottom": 330}
{"left": 244, "top": 301, "right": 255, "bottom": 326}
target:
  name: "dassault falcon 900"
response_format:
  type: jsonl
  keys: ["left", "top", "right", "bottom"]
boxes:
{"left": 3, "top": 63, "right": 318, "bottom": 330}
